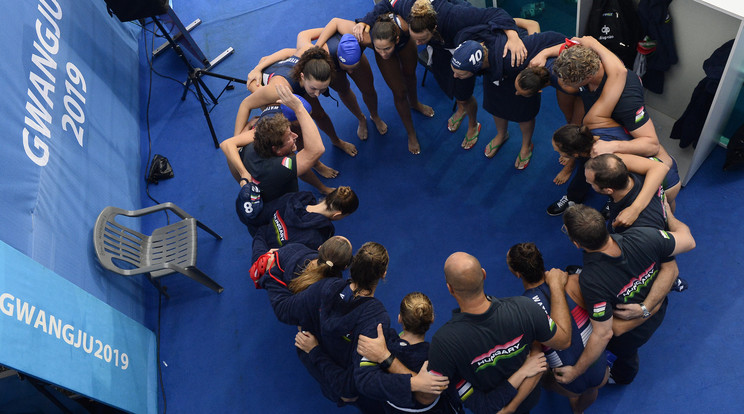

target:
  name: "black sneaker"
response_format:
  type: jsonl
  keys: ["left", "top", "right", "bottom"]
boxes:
{"left": 547, "top": 195, "right": 575, "bottom": 216}
{"left": 565, "top": 265, "right": 583, "bottom": 275}
{"left": 670, "top": 277, "right": 688, "bottom": 292}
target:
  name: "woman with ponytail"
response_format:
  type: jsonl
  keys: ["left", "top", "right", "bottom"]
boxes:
{"left": 448, "top": 28, "right": 568, "bottom": 167}
{"left": 261, "top": 243, "right": 449, "bottom": 412}
{"left": 356, "top": 292, "right": 460, "bottom": 413}
{"left": 317, "top": 14, "right": 433, "bottom": 155}
{"left": 248, "top": 235, "right": 352, "bottom": 294}
{"left": 506, "top": 243, "right": 609, "bottom": 414}
{"left": 549, "top": 37, "right": 681, "bottom": 210}
{"left": 551, "top": 124, "right": 679, "bottom": 214}
{"left": 248, "top": 186, "right": 360, "bottom": 262}
{"left": 354, "top": 0, "right": 527, "bottom": 149}
{"left": 235, "top": 45, "right": 357, "bottom": 192}
{"left": 248, "top": 24, "right": 389, "bottom": 143}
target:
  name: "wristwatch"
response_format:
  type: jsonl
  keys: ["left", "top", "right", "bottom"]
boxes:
{"left": 640, "top": 303, "right": 651, "bottom": 319}
{"left": 379, "top": 354, "right": 395, "bottom": 371}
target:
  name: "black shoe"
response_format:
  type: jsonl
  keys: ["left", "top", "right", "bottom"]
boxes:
{"left": 670, "top": 277, "right": 688, "bottom": 292}
{"left": 547, "top": 195, "right": 575, "bottom": 216}
{"left": 565, "top": 265, "right": 583, "bottom": 275}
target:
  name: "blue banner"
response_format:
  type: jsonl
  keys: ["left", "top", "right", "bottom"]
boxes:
{"left": 0, "top": 1, "right": 156, "bottom": 411}
{"left": 0, "top": 0, "right": 145, "bottom": 317}
{"left": 0, "top": 240, "right": 157, "bottom": 413}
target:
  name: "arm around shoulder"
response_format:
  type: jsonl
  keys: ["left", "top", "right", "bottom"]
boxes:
{"left": 220, "top": 130, "right": 255, "bottom": 183}
{"left": 667, "top": 205, "right": 696, "bottom": 256}
{"left": 294, "top": 110, "right": 324, "bottom": 176}
{"left": 542, "top": 269, "right": 572, "bottom": 350}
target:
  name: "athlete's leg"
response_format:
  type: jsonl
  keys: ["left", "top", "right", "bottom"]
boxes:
{"left": 299, "top": 169, "right": 335, "bottom": 195}
{"left": 556, "top": 90, "right": 584, "bottom": 124}
{"left": 348, "top": 55, "right": 388, "bottom": 135}
{"left": 398, "top": 40, "right": 433, "bottom": 117}
{"left": 571, "top": 367, "right": 609, "bottom": 414}
{"left": 307, "top": 96, "right": 358, "bottom": 157}
{"left": 331, "top": 72, "right": 368, "bottom": 140}
{"left": 457, "top": 96, "right": 480, "bottom": 141}
{"left": 485, "top": 116, "right": 510, "bottom": 158}
{"left": 375, "top": 50, "right": 421, "bottom": 154}
{"left": 516, "top": 118, "right": 536, "bottom": 168}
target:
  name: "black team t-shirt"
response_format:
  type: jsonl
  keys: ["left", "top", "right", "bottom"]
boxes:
{"left": 608, "top": 173, "right": 667, "bottom": 234}
{"left": 579, "top": 71, "right": 650, "bottom": 132}
{"left": 428, "top": 296, "right": 556, "bottom": 411}
{"left": 241, "top": 143, "right": 298, "bottom": 203}
{"left": 580, "top": 227, "right": 676, "bottom": 340}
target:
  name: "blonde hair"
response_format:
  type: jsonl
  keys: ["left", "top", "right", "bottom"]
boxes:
{"left": 409, "top": 0, "right": 438, "bottom": 34}
{"left": 288, "top": 236, "right": 352, "bottom": 293}
{"left": 400, "top": 292, "right": 434, "bottom": 335}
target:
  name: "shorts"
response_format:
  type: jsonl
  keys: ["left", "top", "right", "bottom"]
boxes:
{"left": 663, "top": 156, "right": 680, "bottom": 189}
{"left": 559, "top": 355, "right": 607, "bottom": 395}
{"left": 593, "top": 126, "right": 631, "bottom": 141}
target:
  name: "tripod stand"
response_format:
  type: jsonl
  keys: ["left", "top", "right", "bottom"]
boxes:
{"left": 151, "top": 8, "right": 246, "bottom": 148}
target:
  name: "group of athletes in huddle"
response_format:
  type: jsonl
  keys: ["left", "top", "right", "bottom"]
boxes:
{"left": 218, "top": 0, "right": 697, "bottom": 413}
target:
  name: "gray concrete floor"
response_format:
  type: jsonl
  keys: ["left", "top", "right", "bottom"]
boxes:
{"left": 646, "top": 105, "right": 696, "bottom": 180}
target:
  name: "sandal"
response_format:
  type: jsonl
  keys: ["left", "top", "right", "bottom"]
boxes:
{"left": 448, "top": 112, "right": 465, "bottom": 132}
{"left": 484, "top": 132, "right": 509, "bottom": 159}
{"left": 461, "top": 122, "right": 481, "bottom": 150}
{"left": 515, "top": 143, "right": 534, "bottom": 170}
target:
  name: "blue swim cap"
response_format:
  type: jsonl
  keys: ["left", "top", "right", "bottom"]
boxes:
{"left": 451, "top": 40, "right": 484, "bottom": 72}
{"left": 259, "top": 94, "right": 312, "bottom": 122}
{"left": 337, "top": 34, "right": 362, "bottom": 66}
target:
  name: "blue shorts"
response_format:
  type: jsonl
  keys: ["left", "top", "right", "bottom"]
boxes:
{"left": 560, "top": 355, "right": 607, "bottom": 395}
{"left": 593, "top": 126, "right": 631, "bottom": 142}
{"left": 663, "top": 156, "right": 680, "bottom": 189}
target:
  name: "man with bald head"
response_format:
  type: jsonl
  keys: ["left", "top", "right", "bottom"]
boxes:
{"left": 422, "top": 252, "right": 573, "bottom": 414}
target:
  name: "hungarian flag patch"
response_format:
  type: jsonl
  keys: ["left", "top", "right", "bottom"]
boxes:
{"left": 592, "top": 302, "right": 607, "bottom": 318}
{"left": 281, "top": 157, "right": 293, "bottom": 170}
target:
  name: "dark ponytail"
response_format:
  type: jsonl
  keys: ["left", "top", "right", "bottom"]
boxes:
{"left": 517, "top": 67, "right": 550, "bottom": 96}
{"left": 291, "top": 47, "right": 334, "bottom": 83}
{"left": 552, "top": 124, "right": 594, "bottom": 156}
{"left": 370, "top": 14, "right": 400, "bottom": 43}
{"left": 323, "top": 186, "right": 359, "bottom": 216}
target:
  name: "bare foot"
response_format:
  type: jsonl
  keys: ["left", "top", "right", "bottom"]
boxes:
{"left": 333, "top": 139, "right": 358, "bottom": 157}
{"left": 554, "top": 169, "right": 571, "bottom": 185}
{"left": 357, "top": 119, "right": 369, "bottom": 141}
{"left": 413, "top": 102, "right": 434, "bottom": 118}
{"left": 408, "top": 135, "right": 421, "bottom": 155}
{"left": 320, "top": 186, "right": 336, "bottom": 195}
{"left": 371, "top": 115, "right": 388, "bottom": 135}
{"left": 314, "top": 162, "right": 339, "bottom": 179}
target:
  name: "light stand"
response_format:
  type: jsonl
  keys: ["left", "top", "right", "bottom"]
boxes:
{"left": 150, "top": 7, "right": 246, "bottom": 148}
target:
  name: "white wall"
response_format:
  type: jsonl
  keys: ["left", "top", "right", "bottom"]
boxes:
{"left": 643, "top": 0, "right": 740, "bottom": 119}
{"left": 578, "top": 0, "right": 740, "bottom": 119}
